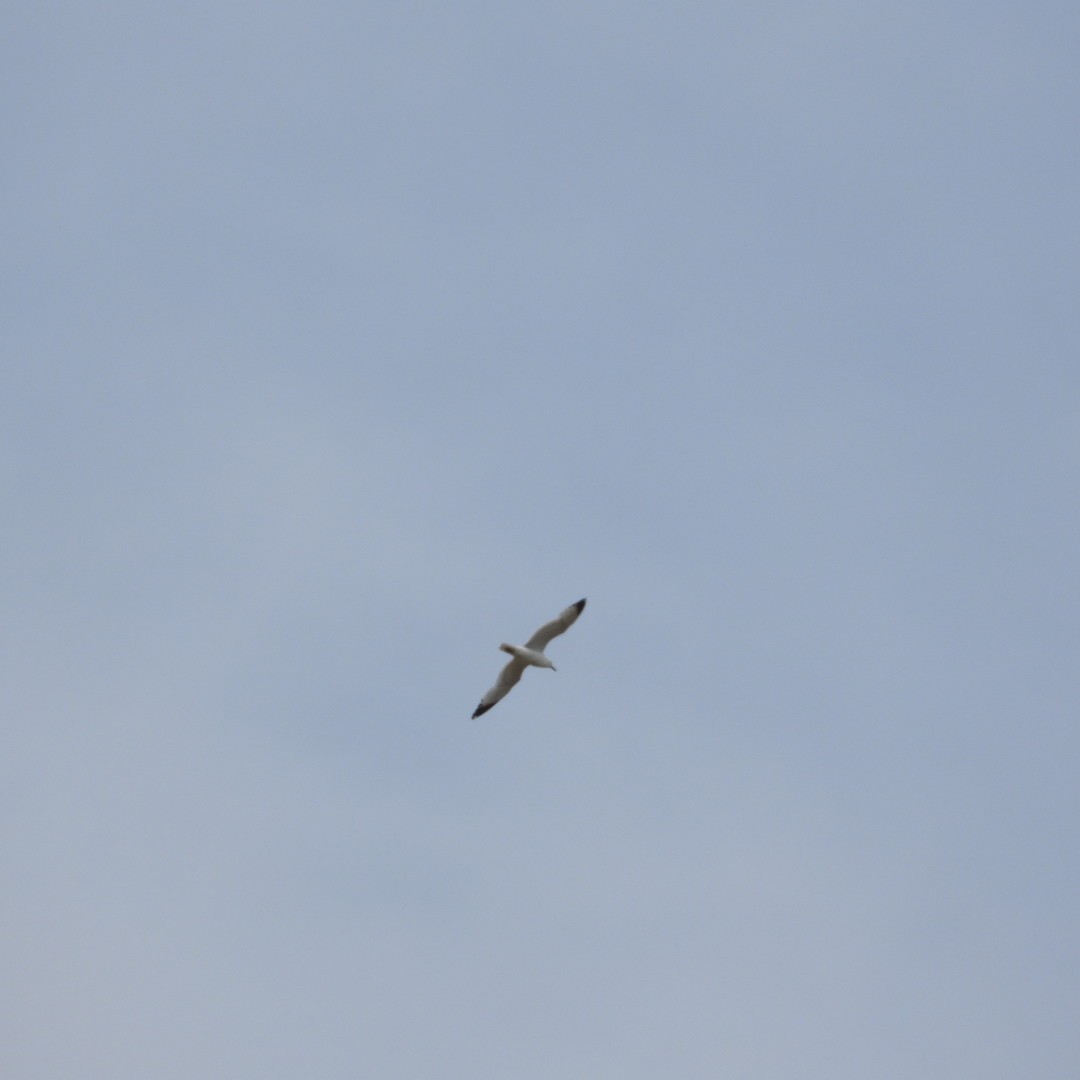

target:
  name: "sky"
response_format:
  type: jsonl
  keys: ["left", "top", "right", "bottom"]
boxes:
{"left": 4, "top": 3, "right": 1080, "bottom": 1077}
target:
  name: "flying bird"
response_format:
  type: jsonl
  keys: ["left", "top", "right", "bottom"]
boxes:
{"left": 471, "top": 598, "right": 586, "bottom": 719}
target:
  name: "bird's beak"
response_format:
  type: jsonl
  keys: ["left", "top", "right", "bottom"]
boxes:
{"left": 551, "top": 664, "right": 557, "bottom": 672}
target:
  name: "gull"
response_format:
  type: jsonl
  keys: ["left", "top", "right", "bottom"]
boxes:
{"left": 471, "top": 599, "right": 587, "bottom": 719}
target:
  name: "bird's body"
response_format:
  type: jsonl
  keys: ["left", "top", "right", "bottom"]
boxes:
{"left": 498, "top": 643, "right": 554, "bottom": 667}
{"left": 471, "top": 599, "right": 586, "bottom": 719}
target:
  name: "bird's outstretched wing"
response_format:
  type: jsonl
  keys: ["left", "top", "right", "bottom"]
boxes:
{"left": 472, "top": 656, "right": 527, "bottom": 719}
{"left": 524, "top": 598, "right": 587, "bottom": 652}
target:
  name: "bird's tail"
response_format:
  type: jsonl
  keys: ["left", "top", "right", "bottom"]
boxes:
{"left": 499, "top": 643, "right": 515, "bottom": 655}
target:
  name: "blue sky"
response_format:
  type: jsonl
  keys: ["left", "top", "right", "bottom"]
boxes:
{"left": 5, "top": 4, "right": 1079, "bottom": 1077}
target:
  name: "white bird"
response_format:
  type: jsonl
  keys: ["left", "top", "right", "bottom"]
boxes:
{"left": 471, "top": 599, "right": 587, "bottom": 719}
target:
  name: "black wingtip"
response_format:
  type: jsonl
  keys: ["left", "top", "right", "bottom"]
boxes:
{"left": 472, "top": 702, "right": 492, "bottom": 719}
{"left": 574, "top": 598, "right": 586, "bottom": 612}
